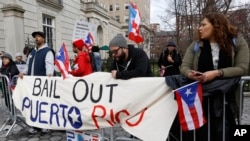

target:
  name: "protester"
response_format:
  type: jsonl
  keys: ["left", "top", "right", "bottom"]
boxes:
{"left": 0, "top": 52, "right": 20, "bottom": 103}
{"left": 91, "top": 45, "right": 102, "bottom": 71}
{"left": 19, "top": 31, "right": 54, "bottom": 134}
{"left": 69, "top": 39, "right": 92, "bottom": 76}
{"left": 0, "top": 52, "right": 19, "bottom": 78}
{"left": 157, "top": 41, "right": 182, "bottom": 76}
{"left": 109, "top": 33, "right": 153, "bottom": 139}
{"left": 23, "top": 46, "right": 31, "bottom": 60}
{"left": 109, "top": 34, "right": 153, "bottom": 79}
{"left": 14, "top": 52, "right": 26, "bottom": 64}
{"left": 89, "top": 47, "right": 97, "bottom": 72}
{"left": 174, "top": 12, "right": 249, "bottom": 141}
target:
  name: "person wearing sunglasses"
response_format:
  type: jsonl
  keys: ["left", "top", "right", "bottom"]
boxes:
{"left": 109, "top": 34, "right": 153, "bottom": 79}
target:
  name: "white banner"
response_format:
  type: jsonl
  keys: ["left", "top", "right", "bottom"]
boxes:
{"left": 72, "top": 19, "right": 97, "bottom": 41}
{"left": 13, "top": 72, "right": 177, "bottom": 141}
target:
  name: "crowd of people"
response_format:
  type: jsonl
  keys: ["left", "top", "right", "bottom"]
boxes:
{"left": 0, "top": 12, "right": 249, "bottom": 141}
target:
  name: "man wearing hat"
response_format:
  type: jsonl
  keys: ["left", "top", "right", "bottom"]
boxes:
{"left": 19, "top": 31, "right": 54, "bottom": 134}
{"left": 14, "top": 52, "right": 26, "bottom": 64}
{"left": 20, "top": 31, "right": 55, "bottom": 76}
{"left": 69, "top": 38, "right": 92, "bottom": 76}
{"left": 157, "top": 41, "right": 182, "bottom": 76}
{"left": 109, "top": 34, "right": 152, "bottom": 79}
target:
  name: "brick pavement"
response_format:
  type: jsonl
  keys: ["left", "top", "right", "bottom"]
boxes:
{"left": 1, "top": 94, "right": 250, "bottom": 141}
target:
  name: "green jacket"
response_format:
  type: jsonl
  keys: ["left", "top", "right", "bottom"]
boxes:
{"left": 180, "top": 36, "right": 249, "bottom": 77}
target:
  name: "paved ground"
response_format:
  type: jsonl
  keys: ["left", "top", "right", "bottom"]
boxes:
{"left": 1, "top": 94, "right": 250, "bottom": 141}
{"left": 241, "top": 93, "right": 250, "bottom": 125}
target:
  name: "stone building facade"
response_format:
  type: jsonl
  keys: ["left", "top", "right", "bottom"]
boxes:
{"left": 0, "top": 0, "right": 150, "bottom": 59}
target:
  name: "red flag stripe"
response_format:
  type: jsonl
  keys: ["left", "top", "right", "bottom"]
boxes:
{"left": 175, "top": 93, "right": 189, "bottom": 131}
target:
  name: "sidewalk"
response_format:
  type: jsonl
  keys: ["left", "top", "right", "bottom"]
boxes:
{"left": 1, "top": 94, "right": 250, "bottom": 141}
{"left": 241, "top": 94, "right": 250, "bottom": 124}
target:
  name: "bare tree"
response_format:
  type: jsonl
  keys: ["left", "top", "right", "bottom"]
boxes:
{"left": 156, "top": 0, "right": 244, "bottom": 56}
{"left": 228, "top": 5, "right": 250, "bottom": 45}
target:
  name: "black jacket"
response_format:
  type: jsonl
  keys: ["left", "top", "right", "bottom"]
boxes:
{"left": 0, "top": 61, "right": 20, "bottom": 78}
{"left": 158, "top": 49, "right": 182, "bottom": 76}
{"left": 111, "top": 45, "right": 153, "bottom": 79}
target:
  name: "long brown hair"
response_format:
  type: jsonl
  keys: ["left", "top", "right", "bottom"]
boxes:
{"left": 200, "top": 13, "right": 238, "bottom": 56}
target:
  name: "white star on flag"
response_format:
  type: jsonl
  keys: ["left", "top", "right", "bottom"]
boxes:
{"left": 185, "top": 88, "right": 192, "bottom": 97}
{"left": 56, "top": 51, "right": 61, "bottom": 57}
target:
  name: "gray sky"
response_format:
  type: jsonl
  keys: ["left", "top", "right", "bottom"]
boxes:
{"left": 150, "top": 0, "right": 167, "bottom": 24}
{"left": 150, "top": 0, "right": 249, "bottom": 31}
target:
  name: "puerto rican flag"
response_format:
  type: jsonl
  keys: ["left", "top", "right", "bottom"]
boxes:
{"left": 128, "top": 2, "right": 144, "bottom": 44}
{"left": 85, "top": 32, "right": 94, "bottom": 50}
{"left": 54, "top": 43, "right": 71, "bottom": 79}
{"left": 174, "top": 81, "right": 206, "bottom": 131}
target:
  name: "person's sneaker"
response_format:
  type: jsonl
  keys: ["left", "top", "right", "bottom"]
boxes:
{"left": 28, "top": 127, "right": 38, "bottom": 134}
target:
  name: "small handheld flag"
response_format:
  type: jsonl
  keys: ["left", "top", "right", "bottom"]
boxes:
{"left": 174, "top": 81, "right": 206, "bottom": 131}
{"left": 54, "top": 43, "right": 71, "bottom": 79}
{"left": 85, "top": 32, "right": 94, "bottom": 50}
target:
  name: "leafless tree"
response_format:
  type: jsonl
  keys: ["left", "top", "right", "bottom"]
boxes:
{"left": 228, "top": 4, "right": 250, "bottom": 46}
{"left": 156, "top": 0, "right": 250, "bottom": 57}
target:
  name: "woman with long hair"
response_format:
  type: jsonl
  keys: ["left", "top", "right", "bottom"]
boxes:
{"left": 177, "top": 13, "right": 249, "bottom": 141}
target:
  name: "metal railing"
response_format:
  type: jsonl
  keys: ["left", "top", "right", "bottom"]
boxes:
{"left": 1, "top": 75, "right": 248, "bottom": 140}
{"left": 165, "top": 76, "right": 248, "bottom": 141}
{"left": 0, "top": 75, "right": 28, "bottom": 136}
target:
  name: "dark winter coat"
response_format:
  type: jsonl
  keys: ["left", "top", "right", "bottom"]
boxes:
{"left": 111, "top": 45, "right": 153, "bottom": 79}
{"left": 0, "top": 61, "right": 19, "bottom": 78}
{"left": 158, "top": 49, "right": 182, "bottom": 76}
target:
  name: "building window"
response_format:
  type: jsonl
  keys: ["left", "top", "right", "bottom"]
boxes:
{"left": 109, "top": 5, "right": 113, "bottom": 11}
{"left": 124, "top": 3, "right": 129, "bottom": 9}
{"left": 124, "top": 15, "right": 129, "bottom": 22}
{"left": 115, "top": 3, "right": 119, "bottom": 11}
{"left": 115, "top": 16, "right": 120, "bottom": 22}
{"left": 43, "top": 15, "right": 54, "bottom": 48}
{"left": 125, "top": 31, "right": 128, "bottom": 37}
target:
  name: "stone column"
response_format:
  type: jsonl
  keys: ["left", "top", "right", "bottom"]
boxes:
{"left": 1, "top": 3, "right": 25, "bottom": 56}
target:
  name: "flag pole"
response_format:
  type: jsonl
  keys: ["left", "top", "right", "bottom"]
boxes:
{"left": 173, "top": 81, "right": 199, "bottom": 92}
{"left": 128, "top": 0, "right": 131, "bottom": 40}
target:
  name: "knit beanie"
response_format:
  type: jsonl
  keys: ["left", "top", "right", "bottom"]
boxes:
{"left": 166, "top": 41, "right": 176, "bottom": 47}
{"left": 1, "top": 52, "right": 13, "bottom": 60}
{"left": 73, "top": 39, "right": 85, "bottom": 50}
{"left": 16, "top": 52, "right": 22, "bottom": 57}
{"left": 109, "top": 34, "right": 127, "bottom": 48}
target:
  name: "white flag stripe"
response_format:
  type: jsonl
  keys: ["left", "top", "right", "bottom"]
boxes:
{"left": 181, "top": 98, "right": 195, "bottom": 130}
{"left": 194, "top": 92, "right": 204, "bottom": 126}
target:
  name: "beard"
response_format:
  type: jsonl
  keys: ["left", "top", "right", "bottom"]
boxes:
{"left": 35, "top": 40, "right": 44, "bottom": 47}
{"left": 73, "top": 49, "right": 77, "bottom": 53}
{"left": 115, "top": 51, "right": 126, "bottom": 63}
